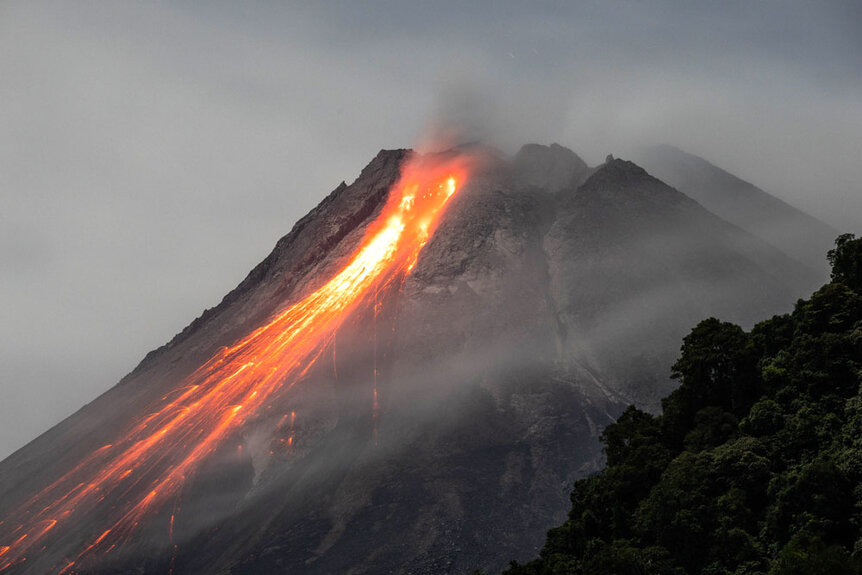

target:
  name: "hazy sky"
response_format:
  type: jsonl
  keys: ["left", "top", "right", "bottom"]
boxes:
{"left": 1, "top": 1, "right": 860, "bottom": 459}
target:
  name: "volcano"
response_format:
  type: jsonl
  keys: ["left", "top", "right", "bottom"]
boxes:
{"left": 0, "top": 144, "right": 822, "bottom": 574}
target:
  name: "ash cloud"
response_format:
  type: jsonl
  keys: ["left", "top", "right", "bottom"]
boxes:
{"left": 418, "top": 63, "right": 572, "bottom": 154}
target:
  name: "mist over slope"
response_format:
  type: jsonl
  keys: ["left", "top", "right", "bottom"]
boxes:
{"left": 633, "top": 144, "right": 837, "bottom": 274}
{"left": 0, "top": 144, "right": 823, "bottom": 574}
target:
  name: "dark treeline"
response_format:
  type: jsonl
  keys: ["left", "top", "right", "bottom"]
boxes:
{"left": 501, "top": 234, "right": 862, "bottom": 575}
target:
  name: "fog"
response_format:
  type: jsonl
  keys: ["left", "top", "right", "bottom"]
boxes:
{"left": 2, "top": 1, "right": 861, "bottom": 460}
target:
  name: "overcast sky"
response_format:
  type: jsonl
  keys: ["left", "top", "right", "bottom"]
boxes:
{"left": 1, "top": 1, "right": 860, "bottom": 459}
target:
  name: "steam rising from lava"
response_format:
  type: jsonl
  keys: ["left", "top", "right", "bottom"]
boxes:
{"left": 0, "top": 152, "right": 475, "bottom": 574}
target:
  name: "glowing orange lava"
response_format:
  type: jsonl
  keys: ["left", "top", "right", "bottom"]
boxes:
{"left": 0, "top": 153, "right": 473, "bottom": 573}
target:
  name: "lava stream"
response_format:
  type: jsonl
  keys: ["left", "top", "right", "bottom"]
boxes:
{"left": 0, "top": 153, "right": 473, "bottom": 573}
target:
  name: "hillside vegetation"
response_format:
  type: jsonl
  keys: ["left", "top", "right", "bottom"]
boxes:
{"left": 504, "top": 234, "right": 862, "bottom": 575}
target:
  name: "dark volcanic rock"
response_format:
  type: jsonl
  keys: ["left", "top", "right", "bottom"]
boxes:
{"left": 0, "top": 145, "right": 823, "bottom": 575}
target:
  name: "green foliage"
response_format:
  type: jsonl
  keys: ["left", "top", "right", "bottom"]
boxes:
{"left": 769, "top": 531, "right": 861, "bottom": 575}
{"left": 828, "top": 233, "right": 862, "bottom": 291}
{"left": 504, "top": 237, "right": 862, "bottom": 574}
{"left": 661, "top": 319, "right": 757, "bottom": 448}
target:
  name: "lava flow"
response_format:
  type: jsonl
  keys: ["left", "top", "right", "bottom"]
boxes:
{"left": 0, "top": 153, "right": 473, "bottom": 574}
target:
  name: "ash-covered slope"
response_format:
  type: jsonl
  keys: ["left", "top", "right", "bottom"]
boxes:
{"left": 0, "top": 145, "right": 820, "bottom": 575}
{"left": 633, "top": 144, "right": 837, "bottom": 274}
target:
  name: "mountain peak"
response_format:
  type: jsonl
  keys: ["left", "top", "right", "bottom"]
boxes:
{"left": 594, "top": 157, "right": 649, "bottom": 178}
{"left": 572, "top": 157, "right": 671, "bottom": 205}
{"left": 513, "top": 143, "right": 589, "bottom": 193}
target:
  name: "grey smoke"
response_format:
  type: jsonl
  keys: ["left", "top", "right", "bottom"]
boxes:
{"left": 1, "top": 0, "right": 861, "bottom": 460}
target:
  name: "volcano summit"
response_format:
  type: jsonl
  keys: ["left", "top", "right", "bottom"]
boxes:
{"left": 0, "top": 144, "right": 824, "bottom": 574}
